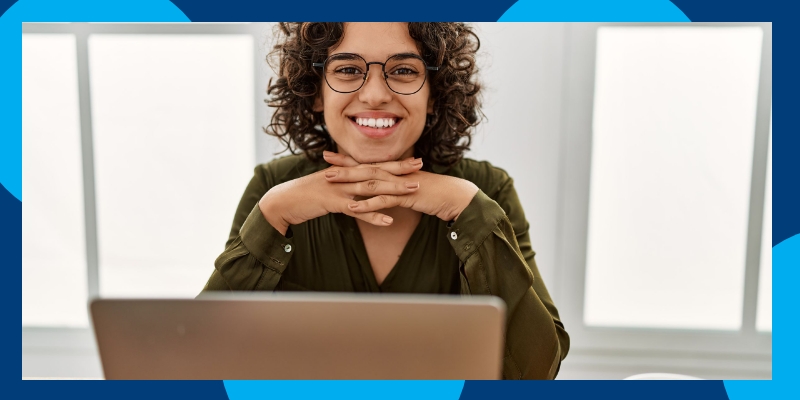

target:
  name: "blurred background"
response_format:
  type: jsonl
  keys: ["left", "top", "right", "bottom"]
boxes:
{"left": 22, "top": 22, "right": 771, "bottom": 379}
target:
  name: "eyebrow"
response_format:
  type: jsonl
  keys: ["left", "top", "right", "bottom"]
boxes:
{"left": 331, "top": 52, "right": 422, "bottom": 59}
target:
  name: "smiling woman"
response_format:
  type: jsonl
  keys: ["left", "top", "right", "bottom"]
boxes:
{"left": 200, "top": 22, "right": 570, "bottom": 380}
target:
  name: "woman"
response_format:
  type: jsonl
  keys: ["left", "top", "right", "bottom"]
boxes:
{"left": 201, "top": 22, "right": 569, "bottom": 379}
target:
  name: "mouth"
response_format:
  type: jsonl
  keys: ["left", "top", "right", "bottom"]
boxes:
{"left": 348, "top": 116, "right": 402, "bottom": 139}
{"left": 349, "top": 116, "right": 400, "bottom": 129}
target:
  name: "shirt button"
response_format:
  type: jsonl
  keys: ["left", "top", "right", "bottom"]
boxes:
{"left": 450, "top": 232, "right": 458, "bottom": 240}
{"left": 284, "top": 244, "right": 292, "bottom": 253}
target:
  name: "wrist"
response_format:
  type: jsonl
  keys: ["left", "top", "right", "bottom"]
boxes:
{"left": 259, "top": 191, "right": 290, "bottom": 236}
{"left": 453, "top": 182, "right": 479, "bottom": 221}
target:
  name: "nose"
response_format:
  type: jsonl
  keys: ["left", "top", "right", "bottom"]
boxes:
{"left": 358, "top": 64, "right": 393, "bottom": 107}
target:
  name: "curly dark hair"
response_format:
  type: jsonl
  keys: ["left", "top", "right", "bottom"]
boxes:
{"left": 264, "top": 23, "right": 483, "bottom": 168}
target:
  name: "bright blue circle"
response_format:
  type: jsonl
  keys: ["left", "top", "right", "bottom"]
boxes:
{"left": 724, "top": 232, "right": 793, "bottom": 398}
{"left": 224, "top": 380, "right": 465, "bottom": 400}
{"left": 0, "top": 0, "right": 189, "bottom": 201}
{"left": 499, "top": 0, "right": 690, "bottom": 22}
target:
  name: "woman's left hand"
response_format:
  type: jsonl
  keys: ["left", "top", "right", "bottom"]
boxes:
{"left": 324, "top": 152, "right": 479, "bottom": 222}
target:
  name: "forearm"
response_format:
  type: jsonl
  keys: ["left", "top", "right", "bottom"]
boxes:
{"left": 451, "top": 189, "right": 567, "bottom": 379}
{"left": 201, "top": 204, "right": 294, "bottom": 293}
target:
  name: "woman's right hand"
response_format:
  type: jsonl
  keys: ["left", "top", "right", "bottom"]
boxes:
{"left": 257, "top": 154, "right": 424, "bottom": 236}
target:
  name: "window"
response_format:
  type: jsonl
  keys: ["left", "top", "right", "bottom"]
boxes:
{"left": 22, "top": 24, "right": 265, "bottom": 318}
{"left": 557, "top": 23, "right": 771, "bottom": 379}
{"left": 87, "top": 34, "right": 255, "bottom": 298}
{"left": 22, "top": 24, "right": 268, "bottom": 378}
{"left": 584, "top": 26, "right": 764, "bottom": 330}
{"left": 22, "top": 34, "right": 88, "bottom": 327}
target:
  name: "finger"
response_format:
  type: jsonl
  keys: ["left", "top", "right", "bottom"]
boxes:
{"left": 362, "top": 157, "right": 423, "bottom": 176}
{"left": 346, "top": 210, "right": 394, "bottom": 226}
{"left": 323, "top": 151, "right": 422, "bottom": 175}
{"left": 326, "top": 165, "right": 400, "bottom": 183}
{"left": 336, "top": 200, "right": 394, "bottom": 226}
{"left": 348, "top": 180, "right": 420, "bottom": 197}
{"left": 322, "top": 151, "right": 360, "bottom": 167}
{"left": 348, "top": 194, "right": 412, "bottom": 213}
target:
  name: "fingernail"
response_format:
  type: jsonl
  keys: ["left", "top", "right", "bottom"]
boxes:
{"left": 410, "top": 159, "right": 422, "bottom": 166}
{"left": 323, "top": 151, "right": 333, "bottom": 157}
{"left": 348, "top": 203, "right": 358, "bottom": 209}
{"left": 325, "top": 171, "right": 338, "bottom": 178}
{"left": 405, "top": 182, "right": 419, "bottom": 189}
{"left": 382, "top": 216, "right": 393, "bottom": 224}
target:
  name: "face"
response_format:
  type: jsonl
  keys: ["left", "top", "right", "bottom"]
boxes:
{"left": 314, "top": 23, "right": 433, "bottom": 164}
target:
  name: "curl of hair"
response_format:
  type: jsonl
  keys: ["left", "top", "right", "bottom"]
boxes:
{"left": 265, "top": 22, "right": 483, "bottom": 167}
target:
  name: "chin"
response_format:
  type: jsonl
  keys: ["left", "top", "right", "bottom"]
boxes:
{"left": 349, "top": 149, "right": 399, "bottom": 164}
{"left": 354, "top": 156, "right": 394, "bottom": 164}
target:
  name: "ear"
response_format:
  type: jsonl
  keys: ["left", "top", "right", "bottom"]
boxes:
{"left": 313, "top": 92, "right": 324, "bottom": 112}
{"left": 427, "top": 96, "right": 434, "bottom": 114}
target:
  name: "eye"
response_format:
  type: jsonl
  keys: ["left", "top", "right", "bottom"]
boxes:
{"left": 335, "top": 66, "right": 364, "bottom": 76}
{"left": 390, "top": 67, "right": 418, "bottom": 76}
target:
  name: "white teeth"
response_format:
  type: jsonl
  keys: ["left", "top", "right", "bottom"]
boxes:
{"left": 354, "top": 117, "right": 397, "bottom": 128}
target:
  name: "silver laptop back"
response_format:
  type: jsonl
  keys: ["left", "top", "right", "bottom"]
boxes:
{"left": 90, "top": 293, "right": 505, "bottom": 379}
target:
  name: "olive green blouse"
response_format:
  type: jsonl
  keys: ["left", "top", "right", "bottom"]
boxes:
{"left": 201, "top": 154, "right": 569, "bottom": 379}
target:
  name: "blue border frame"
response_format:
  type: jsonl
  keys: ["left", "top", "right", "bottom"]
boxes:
{"left": 5, "top": 0, "right": 789, "bottom": 398}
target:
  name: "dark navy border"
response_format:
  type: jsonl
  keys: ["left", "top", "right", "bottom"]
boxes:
{"left": 167, "top": 0, "right": 519, "bottom": 22}
{"left": 673, "top": 0, "right": 792, "bottom": 246}
{"left": 4, "top": 1, "right": 789, "bottom": 399}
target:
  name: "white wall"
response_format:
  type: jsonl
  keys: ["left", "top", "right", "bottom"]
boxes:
{"left": 470, "top": 23, "right": 566, "bottom": 298}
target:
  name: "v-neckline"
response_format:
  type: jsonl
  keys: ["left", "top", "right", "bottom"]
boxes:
{"left": 335, "top": 212, "right": 428, "bottom": 291}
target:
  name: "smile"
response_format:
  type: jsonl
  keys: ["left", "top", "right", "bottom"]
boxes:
{"left": 348, "top": 116, "right": 401, "bottom": 139}
{"left": 352, "top": 117, "right": 398, "bottom": 129}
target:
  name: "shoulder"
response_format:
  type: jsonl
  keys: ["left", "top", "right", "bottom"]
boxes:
{"left": 254, "top": 153, "right": 326, "bottom": 188}
{"left": 449, "top": 157, "right": 529, "bottom": 234}
{"left": 447, "top": 157, "right": 514, "bottom": 199}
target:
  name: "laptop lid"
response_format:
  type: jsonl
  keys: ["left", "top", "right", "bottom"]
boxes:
{"left": 90, "top": 293, "right": 506, "bottom": 379}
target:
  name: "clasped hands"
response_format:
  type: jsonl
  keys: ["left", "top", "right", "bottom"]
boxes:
{"left": 258, "top": 151, "right": 479, "bottom": 236}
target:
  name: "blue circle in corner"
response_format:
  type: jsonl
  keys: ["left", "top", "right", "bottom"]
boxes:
{"left": 725, "top": 233, "right": 794, "bottom": 399}
{"left": 1, "top": 0, "right": 189, "bottom": 201}
{"left": 223, "top": 380, "right": 466, "bottom": 400}
{"left": 498, "top": 0, "right": 690, "bottom": 22}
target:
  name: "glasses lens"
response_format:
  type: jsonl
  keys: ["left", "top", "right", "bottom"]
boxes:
{"left": 325, "top": 54, "right": 367, "bottom": 93}
{"left": 385, "top": 55, "right": 427, "bottom": 94}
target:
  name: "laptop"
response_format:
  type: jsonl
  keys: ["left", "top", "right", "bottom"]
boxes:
{"left": 90, "top": 293, "right": 506, "bottom": 380}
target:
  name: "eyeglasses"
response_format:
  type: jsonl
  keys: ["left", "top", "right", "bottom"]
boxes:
{"left": 313, "top": 53, "right": 439, "bottom": 95}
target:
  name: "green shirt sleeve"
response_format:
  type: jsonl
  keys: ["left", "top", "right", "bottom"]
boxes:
{"left": 200, "top": 165, "right": 294, "bottom": 292}
{"left": 448, "top": 179, "right": 570, "bottom": 379}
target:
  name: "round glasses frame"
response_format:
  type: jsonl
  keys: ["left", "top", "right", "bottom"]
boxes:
{"left": 312, "top": 53, "right": 439, "bottom": 95}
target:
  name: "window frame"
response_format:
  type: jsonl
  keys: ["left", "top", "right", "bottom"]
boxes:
{"left": 554, "top": 22, "right": 772, "bottom": 365}
{"left": 21, "top": 23, "right": 272, "bottom": 377}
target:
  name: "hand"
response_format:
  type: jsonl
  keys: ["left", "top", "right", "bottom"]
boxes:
{"left": 258, "top": 153, "right": 425, "bottom": 235}
{"left": 324, "top": 152, "right": 480, "bottom": 222}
